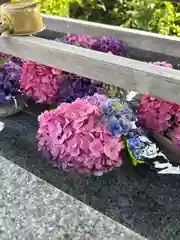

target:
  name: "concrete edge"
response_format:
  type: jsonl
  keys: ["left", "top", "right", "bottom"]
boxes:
{"left": 0, "top": 156, "right": 147, "bottom": 240}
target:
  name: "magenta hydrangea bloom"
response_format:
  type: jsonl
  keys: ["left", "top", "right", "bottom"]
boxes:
{"left": 20, "top": 61, "right": 63, "bottom": 104}
{"left": 0, "top": 52, "right": 9, "bottom": 60}
{"left": 137, "top": 61, "right": 176, "bottom": 133}
{"left": 151, "top": 61, "right": 173, "bottom": 68}
{"left": 137, "top": 94, "right": 178, "bottom": 133}
{"left": 37, "top": 98, "right": 124, "bottom": 176}
{"left": 92, "top": 36, "right": 128, "bottom": 57}
{"left": 64, "top": 35, "right": 96, "bottom": 48}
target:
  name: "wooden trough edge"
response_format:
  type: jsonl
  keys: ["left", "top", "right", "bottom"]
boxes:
{"left": 0, "top": 35, "right": 180, "bottom": 104}
{"left": 42, "top": 14, "right": 180, "bottom": 59}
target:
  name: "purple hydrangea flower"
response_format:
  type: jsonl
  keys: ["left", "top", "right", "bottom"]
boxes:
{"left": 84, "top": 93, "right": 108, "bottom": 107}
{"left": 0, "top": 58, "right": 22, "bottom": 101}
{"left": 59, "top": 73, "right": 105, "bottom": 103}
{"left": 92, "top": 36, "right": 128, "bottom": 57}
{"left": 10, "top": 57, "right": 23, "bottom": 66}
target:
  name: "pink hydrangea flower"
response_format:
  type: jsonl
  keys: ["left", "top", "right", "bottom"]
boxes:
{"left": 137, "top": 61, "right": 177, "bottom": 133}
{"left": 20, "top": 61, "right": 63, "bottom": 104}
{"left": 151, "top": 61, "right": 173, "bottom": 68}
{"left": 37, "top": 98, "right": 124, "bottom": 176}
{"left": 64, "top": 35, "right": 96, "bottom": 48}
{"left": 137, "top": 94, "right": 178, "bottom": 133}
{"left": 0, "top": 52, "right": 9, "bottom": 60}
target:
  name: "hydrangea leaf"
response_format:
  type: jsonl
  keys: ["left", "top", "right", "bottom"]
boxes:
{"left": 125, "top": 138, "right": 144, "bottom": 166}
{"left": 0, "top": 57, "right": 9, "bottom": 66}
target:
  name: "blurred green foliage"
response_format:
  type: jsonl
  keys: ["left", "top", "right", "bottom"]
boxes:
{"left": 12, "top": 0, "right": 180, "bottom": 36}
{"left": 70, "top": 0, "right": 180, "bottom": 36}
{"left": 36, "top": 0, "right": 69, "bottom": 17}
{"left": 11, "top": 0, "right": 70, "bottom": 16}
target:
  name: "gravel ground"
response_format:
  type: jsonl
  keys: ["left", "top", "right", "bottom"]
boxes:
{"left": 0, "top": 111, "right": 180, "bottom": 240}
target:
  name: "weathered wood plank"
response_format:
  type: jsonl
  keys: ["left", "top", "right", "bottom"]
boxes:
{"left": 42, "top": 14, "right": 180, "bottom": 58}
{"left": 0, "top": 35, "right": 180, "bottom": 103}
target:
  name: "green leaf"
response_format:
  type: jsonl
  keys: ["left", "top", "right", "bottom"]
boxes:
{"left": 0, "top": 57, "right": 9, "bottom": 66}
{"left": 112, "top": 102, "right": 124, "bottom": 109}
{"left": 125, "top": 138, "right": 144, "bottom": 166}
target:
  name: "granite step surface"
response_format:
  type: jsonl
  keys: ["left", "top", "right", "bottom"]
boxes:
{"left": 0, "top": 111, "right": 180, "bottom": 240}
{"left": 0, "top": 156, "right": 146, "bottom": 240}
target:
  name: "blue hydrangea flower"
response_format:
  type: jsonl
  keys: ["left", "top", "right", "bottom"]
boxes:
{"left": 107, "top": 116, "right": 122, "bottom": 137}
{"left": 119, "top": 118, "right": 132, "bottom": 135}
{"left": 55, "top": 37, "right": 68, "bottom": 44}
{"left": 100, "top": 99, "right": 122, "bottom": 116}
{"left": 127, "top": 136, "right": 145, "bottom": 159}
{"left": 114, "top": 105, "right": 134, "bottom": 120}
{"left": 100, "top": 102, "right": 114, "bottom": 116}
{"left": 101, "top": 98, "right": 136, "bottom": 136}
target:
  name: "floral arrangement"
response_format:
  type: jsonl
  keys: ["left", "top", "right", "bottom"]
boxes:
{"left": 56, "top": 35, "right": 128, "bottom": 57}
{"left": 37, "top": 95, "right": 126, "bottom": 176}
{"left": 20, "top": 35, "right": 128, "bottom": 104}
{"left": 58, "top": 71, "right": 127, "bottom": 103}
{"left": 37, "top": 94, "right": 141, "bottom": 176}
{"left": 59, "top": 35, "right": 128, "bottom": 100}
{"left": 0, "top": 57, "right": 23, "bottom": 103}
{"left": 61, "top": 35, "right": 128, "bottom": 99}
{"left": 20, "top": 61, "right": 63, "bottom": 104}
{"left": 37, "top": 92, "right": 176, "bottom": 175}
{"left": 99, "top": 97, "right": 154, "bottom": 166}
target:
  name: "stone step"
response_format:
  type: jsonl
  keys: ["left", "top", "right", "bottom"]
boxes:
{"left": 0, "top": 156, "right": 146, "bottom": 240}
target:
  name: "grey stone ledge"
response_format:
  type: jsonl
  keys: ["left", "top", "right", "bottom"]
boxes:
{"left": 0, "top": 156, "right": 147, "bottom": 240}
